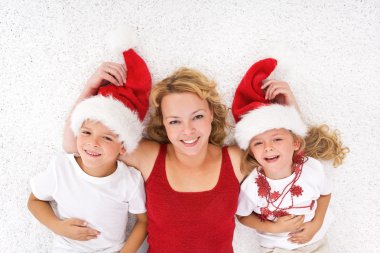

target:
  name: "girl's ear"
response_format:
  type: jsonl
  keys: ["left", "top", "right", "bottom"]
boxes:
{"left": 293, "top": 138, "right": 301, "bottom": 151}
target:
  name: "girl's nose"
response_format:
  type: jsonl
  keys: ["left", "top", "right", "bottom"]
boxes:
{"left": 264, "top": 142, "right": 273, "bottom": 152}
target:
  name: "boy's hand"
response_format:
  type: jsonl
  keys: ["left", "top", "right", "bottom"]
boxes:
{"left": 288, "top": 220, "right": 320, "bottom": 244}
{"left": 85, "top": 62, "right": 127, "bottom": 91}
{"left": 55, "top": 218, "right": 100, "bottom": 241}
{"left": 272, "top": 215, "right": 304, "bottom": 233}
{"left": 261, "top": 80, "right": 298, "bottom": 109}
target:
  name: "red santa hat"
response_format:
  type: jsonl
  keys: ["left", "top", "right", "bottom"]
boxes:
{"left": 232, "top": 58, "right": 307, "bottom": 150}
{"left": 70, "top": 30, "right": 151, "bottom": 153}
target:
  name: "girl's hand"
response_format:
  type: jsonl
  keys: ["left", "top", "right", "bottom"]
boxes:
{"left": 272, "top": 215, "right": 305, "bottom": 233}
{"left": 85, "top": 62, "right": 127, "bottom": 92}
{"left": 261, "top": 80, "right": 298, "bottom": 108}
{"left": 288, "top": 220, "right": 320, "bottom": 244}
{"left": 55, "top": 218, "right": 100, "bottom": 241}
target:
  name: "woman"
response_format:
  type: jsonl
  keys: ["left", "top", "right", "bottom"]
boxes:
{"left": 64, "top": 62, "right": 300, "bottom": 252}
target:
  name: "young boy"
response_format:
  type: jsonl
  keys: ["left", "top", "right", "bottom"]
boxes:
{"left": 27, "top": 48, "right": 151, "bottom": 253}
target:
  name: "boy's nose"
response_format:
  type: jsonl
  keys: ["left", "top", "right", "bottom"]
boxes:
{"left": 88, "top": 137, "right": 100, "bottom": 147}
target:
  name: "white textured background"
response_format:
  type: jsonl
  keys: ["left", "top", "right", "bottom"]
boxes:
{"left": 1, "top": 1, "right": 379, "bottom": 252}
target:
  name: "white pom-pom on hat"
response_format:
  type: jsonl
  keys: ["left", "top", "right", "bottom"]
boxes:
{"left": 106, "top": 25, "right": 138, "bottom": 60}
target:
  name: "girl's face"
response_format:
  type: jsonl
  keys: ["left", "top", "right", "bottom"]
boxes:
{"left": 76, "top": 120, "right": 125, "bottom": 177}
{"left": 161, "top": 92, "right": 213, "bottom": 156}
{"left": 249, "top": 128, "right": 300, "bottom": 179}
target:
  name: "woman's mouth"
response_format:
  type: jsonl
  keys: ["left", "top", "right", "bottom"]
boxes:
{"left": 181, "top": 137, "right": 199, "bottom": 146}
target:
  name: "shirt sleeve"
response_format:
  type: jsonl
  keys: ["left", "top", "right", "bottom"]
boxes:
{"left": 308, "top": 157, "right": 333, "bottom": 195}
{"left": 128, "top": 172, "right": 146, "bottom": 214}
{"left": 236, "top": 175, "right": 257, "bottom": 216}
{"left": 30, "top": 157, "right": 57, "bottom": 201}
{"left": 319, "top": 168, "right": 333, "bottom": 195}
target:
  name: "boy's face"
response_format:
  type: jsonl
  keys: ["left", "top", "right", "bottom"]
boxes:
{"left": 76, "top": 120, "right": 125, "bottom": 177}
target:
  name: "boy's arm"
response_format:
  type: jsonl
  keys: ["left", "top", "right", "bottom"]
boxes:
{"left": 237, "top": 213, "right": 304, "bottom": 234}
{"left": 120, "top": 213, "right": 148, "bottom": 253}
{"left": 27, "top": 193, "right": 99, "bottom": 241}
{"left": 288, "top": 194, "right": 331, "bottom": 244}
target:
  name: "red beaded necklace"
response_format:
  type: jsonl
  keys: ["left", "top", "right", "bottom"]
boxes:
{"left": 255, "top": 156, "right": 315, "bottom": 221}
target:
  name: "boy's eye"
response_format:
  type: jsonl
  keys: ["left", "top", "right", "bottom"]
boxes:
{"left": 103, "top": 136, "right": 113, "bottom": 142}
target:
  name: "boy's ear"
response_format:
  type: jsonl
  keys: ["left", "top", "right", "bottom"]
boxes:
{"left": 120, "top": 145, "right": 127, "bottom": 155}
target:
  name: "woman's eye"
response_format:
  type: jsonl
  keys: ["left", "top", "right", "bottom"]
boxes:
{"left": 169, "top": 120, "right": 180, "bottom": 125}
{"left": 194, "top": 114, "right": 204, "bottom": 120}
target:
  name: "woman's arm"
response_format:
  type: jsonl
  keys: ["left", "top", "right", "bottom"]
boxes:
{"left": 120, "top": 213, "right": 148, "bottom": 253}
{"left": 227, "top": 145, "right": 245, "bottom": 183}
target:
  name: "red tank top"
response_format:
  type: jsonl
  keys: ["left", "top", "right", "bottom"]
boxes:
{"left": 145, "top": 144, "right": 240, "bottom": 253}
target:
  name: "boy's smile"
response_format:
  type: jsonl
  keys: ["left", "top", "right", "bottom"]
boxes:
{"left": 76, "top": 120, "right": 125, "bottom": 177}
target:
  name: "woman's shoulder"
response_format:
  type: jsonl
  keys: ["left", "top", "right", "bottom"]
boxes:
{"left": 226, "top": 145, "right": 245, "bottom": 182}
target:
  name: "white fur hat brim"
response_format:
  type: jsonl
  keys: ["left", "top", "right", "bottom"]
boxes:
{"left": 235, "top": 104, "right": 308, "bottom": 150}
{"left": 70, "top": 95, "right": 143, "bottom": 153}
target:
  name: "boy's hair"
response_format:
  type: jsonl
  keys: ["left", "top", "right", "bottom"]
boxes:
{"left": 146, "top": 67, "right": 229, "bottom": 147}
{"left": 240, "top": 124, "right": 349, "bottom": 175}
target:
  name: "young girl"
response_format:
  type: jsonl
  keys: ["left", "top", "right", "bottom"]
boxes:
{"left": 232, "top": 58, "right": 348, "bottom": 252}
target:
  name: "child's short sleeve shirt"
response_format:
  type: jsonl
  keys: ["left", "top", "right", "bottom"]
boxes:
{"left": 236, "top": 157, "right": 333, "bottom": 250}
{"left": 30, "top": 153, "right": 146, "bottom": 252}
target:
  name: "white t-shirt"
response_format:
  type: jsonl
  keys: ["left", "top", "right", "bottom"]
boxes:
{"left": 30, "top": 153, "right": 146, "bottom": 253}
{"left": 236, "top": 157, "right": 333, "bottom": 250}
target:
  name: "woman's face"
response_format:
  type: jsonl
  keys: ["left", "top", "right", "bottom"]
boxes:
{"left": 161, "top": 92, "right": 213, "bottom": 156}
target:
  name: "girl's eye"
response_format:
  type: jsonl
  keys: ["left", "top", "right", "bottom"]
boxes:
{"left": 253, "top": 142, "right": 262, "bottom": 147}
{"left": 194, "top": 114, "right": 204, "bottom": 120}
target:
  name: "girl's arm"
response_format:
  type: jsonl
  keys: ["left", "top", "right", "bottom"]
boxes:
{"left": 237, "top": 213, "right": 304, "bottom": 234}
{"left": 261, "top": 80, "right": 300, "bottom": 112}
{"left": 120, "top": 213, "right": 148, "bottom": 253}
{"left": 27, "top": 193, "right": 99, "bottom": 240}
{"left": 63, "top": 62, "right": 126, "bottom": 153}
{"left": 288, "top": 194, "right": 331, "bottom": 244}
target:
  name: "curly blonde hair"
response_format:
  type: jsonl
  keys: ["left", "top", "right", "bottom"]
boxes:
{"left": 146, "top": 67, "right": 229, "bottom": 147}
{"left": 240, "top": 124, "right": 349, "bottom": 175}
